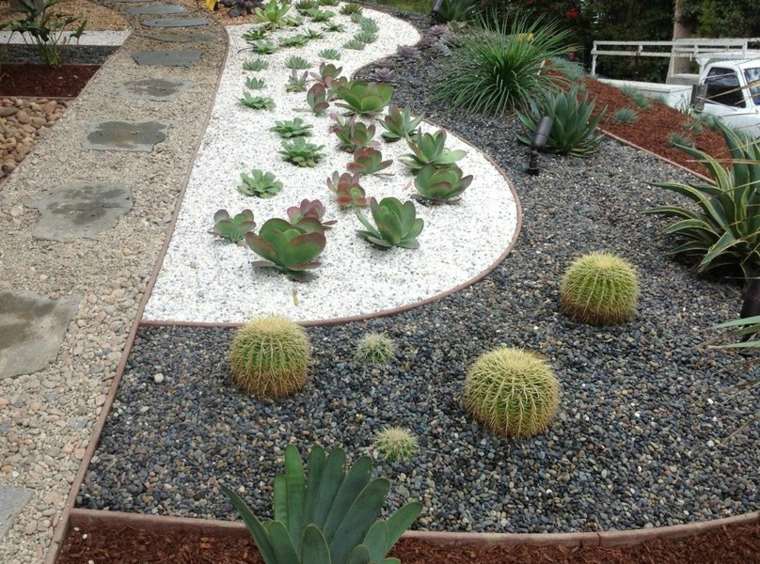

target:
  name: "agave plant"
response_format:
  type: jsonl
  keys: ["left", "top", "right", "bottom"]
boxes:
{"left": 347, "top": 148, "right": 392, "bottom": 176}
{"left": 358, "top": 17, "right": 379, "bottom": 34}
{"left": 286, "top": 55, "right": 311, "bottom": 70}
{"left": 271, "top": 117, "right": 313, "bottom": 139}
{"left": 343, "top": 38, "right": 365, "bottom": 51}
{"left": 307, "top": 83, "right": 330, "bottom": 115}
{"left": 414, "top": 164, "right": 473, "bottom": 204}
{"left": 356, "top": 197, "right": 424, "bottom": 249}
{"left": 287, "top": 199, "right": 336, "bottom": 232}
{"left": 335, "top": 81, "right": 394, "bottom": 117}
{"left": 223, "top": 445, "right": 421, "bottom": 564}
{"left": 241, "top": 92, "right": 275, "bottom": 110}
{"left": 354, "top": 30, "right": 377, "bottom": 44}
{"left": 380, "top": 106, "right": 422, "bottom": 142}
{"left": 295, "top": 0, "right": 318, "bottom": 13}
{"left": 323, "top": 21, "right": 344, "bottom": 33}
{"left": 331, "top": 115, "right": 377, "bottom": 153}
{"left": 303, "top": 27, "right": 323, "bottom": 40}
{"left": 304, "top": 7, "right": 334, "bottom": 21}
{"left": 712, "top": 315, "right": 760, "bottom": 350}
{"left": 340, "top": 2, "right": 362, "bottom": 15}
{"left": 280, "top": 138, "right": 326, "bottom": 167}
{"left": 400, "top": 129, "right": 466, "bottom": 173}
{"left": 613, "top": 107, "right": 638, "bottom": 124}
{"left": 245, "top": 76, "right": 266, "bottom": 90}
{"left": 287, "top": 70, "right": 309, "bottom": 92}
{"left": 243, "top": 27, "right": 268, "bottom": 42}
{"left": 327, "top": 172, "right": 369, "bottom": 209}
{"left": 243, "top": 57, "right": 269, "bottom": 71}
{"left": 212, "top": 209, "right": 255, "bottom": 243}
{"left": 254, "top": 0, "right": 294, "bottom": 29}
{"left": 645, "top": 125, "right": 760, "bottom": 280}
{"left": 280, "top": 34, "right": 309, "bottom": 48}
{"left": 517, "top": 87, "right": 605, "bottom": 157}
{"left": 319, "top": 48, "right": 341, "bottom": 60}
{"left": 250, "top": 39, "right": 278, "bottom": 55}
{"left": 238, "top": 169, "right": 283, "bottom": 198}
{"left": 246, "top": 219, "right": 326, "bottom": 279}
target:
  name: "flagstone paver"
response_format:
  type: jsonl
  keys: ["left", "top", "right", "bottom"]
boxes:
{"left": 141, "top": 16, "right": 210, "bottom": 28}
{"left": 84, "top": 120, "right": 168, "bottom": 151}
{"left": 132, "top": 49, "right": 201, "bottom": 67}
{"left": 0, "top": 487, "right": 33, "bottom": 540}
{"left": 121, "top": 77, "right": 191, "bottom": 99}
{"left": 126, "top": 2, "right": 186, "bottom": 15}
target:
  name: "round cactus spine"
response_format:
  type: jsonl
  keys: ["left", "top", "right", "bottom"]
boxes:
{"left": 373, "top": 427, "right": 418, "bottom": 462}
{"left": 464, "top": 347, "right": 560, "bottom": 438}
{"left": 354, "top": 332, "right": 396, "bottom": 365}
{"left": 229, "top": 316, "right": 311, "bottom": 397}
{"left": 560, "top": 252, "right": 639, "bottom": 325}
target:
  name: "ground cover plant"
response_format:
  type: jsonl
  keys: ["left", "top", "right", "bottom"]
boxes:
{"left": 239, "top": 169, "right": 284, "bottom": 198}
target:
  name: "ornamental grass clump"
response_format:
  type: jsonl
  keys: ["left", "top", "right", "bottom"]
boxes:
{"left": 560, "top": 252, "right": 639, "bottom": 325}
{"left": 354, "top": 332, "right": 396, "bottom": 365}
{"left": 464, "top": 347, "right": 560, "bottom": 438}
{"left": 373, "top": 427, "right": 418, "bottom": 462}
{"left": 229, "top": 316, "right": 311, "bottom": 397}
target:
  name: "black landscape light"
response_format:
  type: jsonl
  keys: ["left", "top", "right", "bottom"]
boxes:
{"left": 526, "top": 116, "right": 553, "bottom": 176}
{"left": 741, "top": 276, "right": 760, "bottom": 329}
{"left": 431, "top": 0, "right": 445, "bottom": 23}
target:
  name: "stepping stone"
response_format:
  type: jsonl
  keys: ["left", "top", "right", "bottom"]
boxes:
{"left": 84, "top": 121, "right": 167, "bottom": 152}
{"left": 132, "top": 49, "right": 201, "bottom": 67}
{"left": 127, "top": 2, "right": 186, "bottom": 15}
{"left": 121, "top": 77, "right": 190, "bottom": 100}
{"left": 142, "top": 16, "right": 209, "bottom": 28}
{"left": 0, "top": 291, "right": 80, "bottom": 379}
{"left": 139, "top": 30, "right": 215, "bottom": 43}
{"left": 27, "top": 182, "right": 133, "bottom": 242}
{"left": 0, "top": 487, "right": 33, "bottom": 539}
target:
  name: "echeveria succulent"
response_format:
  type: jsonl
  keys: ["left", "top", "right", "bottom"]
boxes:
{"left": 356, "top": 197, "right": 424, "bottom": 249}
{"left": 271, "top": 117, "right": 313, "bottom": 139}
{"left": 279, "top": 138, "right": 326, "bottom": 167}
{"left": 238, "top": 169, "right": 283, "bottom": 198}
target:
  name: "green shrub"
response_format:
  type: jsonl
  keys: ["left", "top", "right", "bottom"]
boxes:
{"left": 339, "top": 2, "right": 362, "bottom": 15}
{"left": 620, "top": 86, "right": 651, "bottom": 109}
{"left": 560, "top": 252, "right": 639, "bottom": 325}
{"left": 435, "top": 14, "right": 574, "bottom": 115}
{"left": 354, "top": 333, "right": 396, "bottom": 364}
{"left": 432, "top": 0, "right": 477, "bottom": 22}
{"left": 666, "top": 132, "right": 694, "bottom": 148}
{"left": 229, "top": 316, "right": 311, "bottom": 397}
{"left": 464, "top": 347, "right": 560, "bottom": 438}
{"left": 373, "top": 427, "right": 418, "bottom": 462}
{"left": 613, "top": 107, "right": 638, "bottom": 124}
{"left": 517, "top": 86, "right": 604, "bottom": 157}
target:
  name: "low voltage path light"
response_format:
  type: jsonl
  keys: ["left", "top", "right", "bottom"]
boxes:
{"left": 526, "top": 116, "right": 553, "bottom": 175}
{"left": 431, "top": 0, "right": 445, "bottom": 23}
{"left": 741, "top": 277, "right": 760, "bottom": 341}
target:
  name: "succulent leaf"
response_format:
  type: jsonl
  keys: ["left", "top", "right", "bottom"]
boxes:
{"left": 213, "top": 209, "right": 255, "bottom": 243}
{"left": 355, "top": 197, "right": 423, "bottom": 249}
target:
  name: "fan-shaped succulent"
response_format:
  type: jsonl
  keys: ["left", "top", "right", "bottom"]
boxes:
{"left": 285, "top": 55, "right": 310, "bottom": 70}
{"left": 286, "top": 198, "right": 336, "bottom": 232}
{"left": 381, "top": 106, "right": 422, "bottom": 142}
{"left": 327, "top": 171, "right": 368, "bottom": 209}
{"left": 245, "top": 76, "right": 266, "bottom": 89}
{"left": 246, "top": 218, "right": 327, "bottom": 279}
{"left": 306, "top": 83, "right": 329, "bottom": 115}
{"left": 560, "top": 252, "right": 639, "bottom": 325}
{"left": 228, "top": 316, "right": 310, "bottom": 397}
{"left": 243, "top": 57, "right": 268, "bottom": 71}
{"left": 354, "top": 332, "right": 396, "bottom": 365}
{"left": 343, "top": 38, "right": 365, "bottom": 50}
{"left": 323, "top": 21, "right": 344, "bottom": 32}
{"left": 212, "top": 209, "right": 255, "bottom": 243}
{"left": 356, "top": 197, "right": 424, "bottom": 249}
{"left": 286, "top": 70, "right": 308, "bottom": 92}
{"left": 243, "top": 26, "right": 268, "bottom": 42}
{"left": 401, "top": 129, "right": 466, "bottom": 173}
{"left": 223, "top": 444, "right": 422, "bottom": 564}
{"left": 465, "top": 347, "right": 560, "bottom": 438}
{"left": 354, "top": 30, "right": 377, "bottom": 44}
{"left": 331, "top": 115, "right": 377, "bottom": 153}
{"left": 280, "top": 138, "right": 326, "bottom": 167}
{"left": 279, "top": 33, "right": 309, "bottom": 47}
{"left": 414, "top": 163, "right": 473, "bottom": 204}
{"left": 250, "top": 39, "right": 277, "bottom": 54}
{"left": 254, "top": 0, "right": 294, "bottom": 29}
{"left": 319, "top": 47, "right": 341, "bottom": 60}
{"left": 241, "top": 92, "right": 275, "bottom": 110}
{"left": 373, "top": 427, "right": 417, "bottom": 462}
{"left": 238, "top": 169, "right": 283, "bottom": 198}
{"left": 271, "top": 117, "right": 313, "bottom": 139}
{"left": 340, "top": 2, "right": 361, "bottom": 14}
{"left": 613, "top": 107, "right": 638, "bottom": 124}
{"left": 347, "top": 147, "right": 392, "bottom": 176}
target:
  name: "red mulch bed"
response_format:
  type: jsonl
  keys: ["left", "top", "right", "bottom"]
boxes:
{"left": 584, "top": 78, "right": 730, "bottom": 176}
{"left": 0, "top": 64, "right": 99, "bottom": 97}
{"left": 57, "top": 519, "right": 760, "bottom": 564}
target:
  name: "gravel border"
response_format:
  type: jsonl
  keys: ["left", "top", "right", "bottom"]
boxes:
{"left": 143, "top": 7, "right": 519, "bottom": 324}
{"left": 77, "top": 21, "right": 758, "bottom": 534}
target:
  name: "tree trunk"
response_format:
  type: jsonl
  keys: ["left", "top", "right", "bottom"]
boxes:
{"left": 671, "top": 0, "right": 692, "bottom": 76}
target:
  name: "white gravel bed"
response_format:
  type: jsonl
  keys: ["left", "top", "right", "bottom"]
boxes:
{"left": 144, "top": 7, "right": 520, "bottom": 323}
{"left": 0, "top": 29, "right": 131, "bottom": 46}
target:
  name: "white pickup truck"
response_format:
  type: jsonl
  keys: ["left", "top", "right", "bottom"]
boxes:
{"left": 695, "top": 57, "right": 760, "bottom": 136}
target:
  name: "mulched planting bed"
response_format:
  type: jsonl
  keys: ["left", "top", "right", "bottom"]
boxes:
{"left": 0, "top": 64, "right": 99, "bottom": 97}
{"left": 58, "top": 519, "right": 760, "bottom": 564}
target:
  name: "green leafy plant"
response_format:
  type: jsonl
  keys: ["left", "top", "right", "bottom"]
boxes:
{"left": 241, "top": 92, "right": 275, "bottom": 110}
{"left": 286, "top": 55, "right": 311, "bottom": 70}
{"left": 254, "top": 0, "right": 295, "bottom": 29}
{"left": 350, "top": 12, "right": 364, "bottom": 23}
{"left": 212, "top": 209, "right": 255, "bottom": 243}
{"left": 318, "top": 0, "right": 338, "bottom": 5}
{"left": 271, "top": 117, "right": 313, "bottom": 139}
{"left": 465, "top": 347, "right": 560, "bottom": 437}
{"left": 327, "top": 172, "right": 369, "bottom": 209}
{"left": 335, "top": 81, "right": 394, "bottom": 117}
{"left": 245, "top": 76, "right": 266, "bottom": 89}
{"left": 331, "top": 116, "right": 377, "bottom": 153}
{"left": 517, "top": 87, "right": 605, "bottom": 157}
{"left": 373, "top": 427, "right": 417, "bottom": 463}
{"left": 560, "top": 252, "right": 640, "bottom": 325}
{"left": 354, "top": 333, "right": 396, "bottom": 365}
{"left": 380, "top": 106, "right": 422, "bottom": 142}
{"left": 239, "top": 169, "right": 284, "bottom": 198}
{"left": 280, "top": 138, "right": 326, "bottom": 167}
{"left": 435, "top": 14, "right": 574, "bottom": 115}
{"left": 400, "top": 130, "right": 466, "bottom": 173}
{"left": 340, "top": 2, "right": 362, "bottom": 15}
{"left": 243, "top": 57, "right": 269, "bottom": 71}
{"left": 319, "top": 48, "right": 341, "bottom": 60}
{"left": 0, "top": 0, "right": 86, "bottom": 66}
{"left": 667, "top": 132, "right": 695, "bottom": 148}
{"left": 433, "top": 0, "right": 477, "bottom": 22}
{"left": 303, "top": 27, "right": 323, "bottom": 40}
{"left": 307, "top": 84, "right": 330, "bottom": 115}
{"left": 712, "top": 315, "right": 760, "bottom": 350}
{"left": 223, "top": 444, "right": 422, "bottom": 564}
{"left": 358, "top": 16, "right": 379, "bottom": 34}
{"left": 287, "top": 198, "right": 336, "bottom": 233}
{"left": 228, "top": 316, "right": 311, "bottom": 397}
{"left": 250, "top": 39, "right": 278, "bottom": 54}
{"left": 243, "top": 26, "right": 268, "bottom": 42}
{"left": 613, "top": 107, "right": 638, "bottom": 124}
{"left": 280, "top": 33, "right": 310, "bottom": 48}
{"left": 323, "top": 21, "right": 345, "bottom": 32}
{"left": 645, "top": 126, "right": 760, "bottom": 280}
{"left": 621, "top": 85, "right": 651, "bottom": 109}
{"left": 347, "top": 148, "right": 392, "bottom": 176}
{"left": 343, "top": 38, "right": 365, "bottom": 50}
{"left": 310, "top": 62, "right": 344, "bottom": 89}
{"left": 295, "top": 0, "right": 318, "bottom": 13}
{"left": 354, "top": 30, "right": 378, "bottom": 44}
{"left": 305, "top": 7, "right": 334, "bottom": 21}
{"left": 414, "top": 164, "right": 473, "bottom": 204}
{"left": 287, "top": 70, "right": 309, "bottom": 92}
{"left": 356, "top": 197, "right": 424, "bottom": 249}
{"left": 246, "top": 218, "right": 327, "bottom": 280}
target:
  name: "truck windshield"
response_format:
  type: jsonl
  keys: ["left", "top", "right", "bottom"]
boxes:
{"left": 746, "top": 68, "right": 760, "bottom": 105}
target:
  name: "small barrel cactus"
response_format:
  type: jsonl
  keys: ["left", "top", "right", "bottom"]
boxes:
{"left": 354, "top": 332, "right": 396, "bottom": 365}
{"left": 229, "top": 316, "right": 311, "bottom": 397}
{"left": 464, "top": 348, "right": 560, "bottom": 438}
{"left": 373, "top": 427, "right": 418, "bottom": 462}
{"left": 560, "top": 252, "right": 639, "bottom": 325}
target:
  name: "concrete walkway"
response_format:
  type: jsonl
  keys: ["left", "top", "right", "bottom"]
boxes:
{"left": 0, "top": 2, "right": 226, "bottom": 562}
